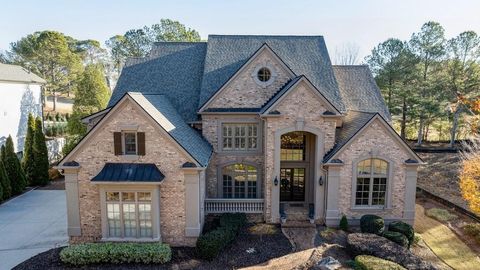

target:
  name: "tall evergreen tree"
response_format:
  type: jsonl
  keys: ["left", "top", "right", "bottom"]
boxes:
{"left": 0, "top": 145, "right": 5, "bottom": 162}
{"left": 22, "top": 114, "right": 36, "bottom": 185}
{"left": 4, "top": 136, "right": 26, "bottom": 194}
{"left": 33, "top": 117, "right": 50, "bottom": 186}
{"left": 0, "top": 161, "right": 8, "bottom": 201}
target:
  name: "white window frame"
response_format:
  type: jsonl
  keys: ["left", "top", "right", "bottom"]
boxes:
{"left": 122, "top": 131, "right": 138, "bottom": 155}
{"left": 351, "top": 157, "right": 393, "bottom": 210}
{"left": 99, "top": 186, "right": 161, "bottom": 241}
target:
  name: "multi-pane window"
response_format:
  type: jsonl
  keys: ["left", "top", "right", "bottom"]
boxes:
{"left": 355, "top": 159, "right": 388, "bottom": 207}
{"left": 257, "top": 67, "right": 272, "bottom": 82}
{"left": 124, "top": 132, "right": 137, "bottom": 155}
{"left": 105, "top": 191, "right": 153, "bottom": 238}
{"left": 281, "top": 132, "right": 306, "bottom": 161}
{"left": 222, "top": 164, "right": 258, "bottom": 198}
{"left": 222, "top": 124, "right": 258, "bottom": 151}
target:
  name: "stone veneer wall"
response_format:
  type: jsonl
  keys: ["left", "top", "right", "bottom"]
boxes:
{"left": 202, "top": 114, "right": 264, "bottom": 198}
{"left": 335, "top": 119, "right": 409, "bottom": 219}
{"left": 69, "top": 100, "right": 193, "bottom": 246}
{"left": 207, "top": 50, "right": 292, "bottom": 108}
{"left": 263, "top": 82, "right": 337, "bottom": 221}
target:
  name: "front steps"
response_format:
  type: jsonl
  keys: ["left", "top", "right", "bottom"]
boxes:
{"left": 281, "top": 203, "right": 316, "bottom": 228}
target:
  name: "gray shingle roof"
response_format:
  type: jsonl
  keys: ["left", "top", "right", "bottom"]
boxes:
{"left": 109, "top": 42, "right": 207, "bottom": 122}
{"left": 199, "top": 35, "right": 345, "bottom": 111}
{"left": 91, "top": 163, "right": 164, "bottom": 182}
{"left": 333, "top": 65, "right": 391, "bottom": 120}
{"left": 323, "top": 111, "right": 376, "bottom": 162}
{"left": 129, "top": 93, "right": 212, "bottom": 167}
{"left": 0, "top": 63, "right": 46, "bottom": 84}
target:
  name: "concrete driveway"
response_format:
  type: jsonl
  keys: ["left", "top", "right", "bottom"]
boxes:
{"left": 0, "top": 190, "right": 67, "bottom": 270}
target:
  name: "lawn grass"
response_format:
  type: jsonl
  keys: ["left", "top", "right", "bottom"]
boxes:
{"left": 415, "top": 204, "right": 480, "bottom": 270}
{"left": 425, "top": 207, "right": 458, "bottom": 222}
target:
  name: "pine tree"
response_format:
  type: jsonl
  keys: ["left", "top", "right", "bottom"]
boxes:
{"left": 0, "top": 145, "right": 5, "bottom": 162}
{"left": 33, "top": 117, "right": 50, "bottom": 186}
{"left": 22, "top": 114, "right": 36, "bottom": 185}
{"left": 4, "top": 136, "right": 26, "bottom": 194}
{"left": 0, "top": 161, "right": 9, "bottom": 201}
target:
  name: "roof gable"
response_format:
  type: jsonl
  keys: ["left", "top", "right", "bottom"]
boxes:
{"left": 199, "top": 43, "right": 295, "bottom": 111}
{"left": 0, "top": 63, "right": 46, "bottom": 84}
{"left": 199, "top": 35, "right": 345, "bottom": 112}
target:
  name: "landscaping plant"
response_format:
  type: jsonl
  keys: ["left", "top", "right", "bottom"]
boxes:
{"left": 0, "top": 156, "right": 11, "bottom": 201}
{"left": 4, "top": 136, "right": 26, "bottom": 195}
{"left": 382, "top": 231, "right": 409, "bottom": 248}
{"left": 22, "top": 114, "right": 36, "bottom": 185}
{"left": 32, "top": 117, "right": 50, "bottom": 186}
{"left": 360, "top": 215, "right": 385, "bottom": 235}
{"left": 354, "top": 255, "right": 406, "bottom": 270}
{"left": 388, "top": 221, "right": 415, "bottom": 247}
{"left": 339, "top": 214, "right": 349, "bottom": 231}
{"left": 463, "top": 223, "right": 480, "bottom": 244}
{"left": 60, "top": 242, "right": 171, "bottom": 266}
{"left": 425, "top": 208, "right": 457, "bottom": 222}
{"left": 459, "top": 136, "right": 480, "bottom": 215}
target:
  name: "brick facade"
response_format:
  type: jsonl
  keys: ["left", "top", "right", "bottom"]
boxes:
{"left": 69, "top": 100, "right": 194, "bottom": 246}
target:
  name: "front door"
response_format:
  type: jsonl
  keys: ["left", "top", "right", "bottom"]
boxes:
{"left": 280, "top": 168, "right": 305, "bottom": 201}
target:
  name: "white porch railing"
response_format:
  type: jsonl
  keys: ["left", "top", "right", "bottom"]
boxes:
{"left": 205, "top": 198, "right": 264, "bottom": 213}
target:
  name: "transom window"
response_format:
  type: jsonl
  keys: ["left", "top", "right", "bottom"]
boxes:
{"left": 123, "top": 132, "right": 137, "bottom": 155}
{"left": 222, "top": 163, "right": 258, "bottom": 198}
{"left": 105, "top": 191, "right": 152, "bottom": 238}
{"left": 281, "top": 132, "right": 306, "bottom": 161}
{"left": 257, "top": 67, "right": 271, "bottom": 82}
{"left": 355, "top": 159, "right": 388, "bottom": 207}
{"left": 222, "top": 124, "right": 258, "bottom": 151}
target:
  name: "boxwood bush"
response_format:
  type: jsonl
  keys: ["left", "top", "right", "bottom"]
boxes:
{"left": 382, "top": 231, "right": 409, "bottom": 248}
{"left": 388, "top": 221, "right": 414, "bottom": 247}
{"left": 360, "top": 215, "right": 385, "bottom": 235}
{"left": 60, "top": 242, "right": 171, "bottom": 266}
{"left": 354, "top": 255, "right": 406, "bottom": 270}
{"left": 197, "top": 213, "right": 247, "bottom": 260}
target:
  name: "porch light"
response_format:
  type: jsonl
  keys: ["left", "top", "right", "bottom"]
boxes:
{"left": 318, "top": 176, "right": 324, "bottom": 186}
{"left": 274, "top": 176, "right": 279, "bottom": 186}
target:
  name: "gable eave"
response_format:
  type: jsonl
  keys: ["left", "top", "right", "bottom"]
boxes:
{"left": 198, "top": 43, "right": 297, "bottom": 113}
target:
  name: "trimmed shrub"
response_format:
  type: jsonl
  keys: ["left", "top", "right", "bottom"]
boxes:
{"left": 0, "top": 160, "right": 11, "bottom": 201}
{"left": 197, "top": 213, "right": 247, "bottom": 260}
{"left": 360, "top": 215, "right": 385, "bottom": 235}
{"left": 354, "top": 255, "right": 406, "bottom": 270}
{"left": 32, "top": 117, "right": 50, "bottom": 186}
{"left": 388, "top": 221, "right": 414, "bottom": 247}
{"left": 4, "top": 136, "right": 26, "bottom": 195}
{"left": 382, "top": 231, "right": 409, "bottom": 248}
{"left": 464, "top": 223, "right": 480, "bottom": 244}
{"left": 339, "top": 214, "right": 349, "bottom": 231}
{"left": 60, "top": 242, "right": 171, "bottom": 266}
{"left": 425, "top": 208, "right": 457, "bottom": 222}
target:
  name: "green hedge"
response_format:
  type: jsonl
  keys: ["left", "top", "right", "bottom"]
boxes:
{"left": 388, "top": 221, "right": 414, "bottom": 247}
{"left": 354, "top": 255, "right": 406, "bottom": 270}
{"left": 197, "top": 213, "right": 247, "bottom": 260}
{"left": 60, "top": 242, "right": 171, "bottom": 266}
{"left": 382, "top": 231, "right": 409, "bottom": 248}
{"left": 360, "top": 215, "right": 385, "bottom": 235}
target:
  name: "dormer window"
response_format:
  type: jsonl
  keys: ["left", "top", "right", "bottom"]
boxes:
{"left": 124, "top": 132, "right": 137, "bottom": 155}
{"left": 257, "top": 67, "right": 271, "bottom": 82}
{"left": 113, "top": 131, "right": 146, "bottom": 156}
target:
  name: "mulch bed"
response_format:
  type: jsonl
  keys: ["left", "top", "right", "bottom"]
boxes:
{"left": 36, "top": 177, "right": 65, "bottom": 190}
{"left": 13, "top": 223, "right": 292, "bottom": 270}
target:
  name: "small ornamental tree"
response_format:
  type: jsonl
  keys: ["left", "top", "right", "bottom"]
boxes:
{"left": 4, "top": 136, "right": 26, "bottom": 194}
{"left": 22, "top": 114, "right": 36, "bottom": 185}
{"left": 0, "top": 159, "right": 11, "bottom": 200}
{"left": 460, "top": 136, "right": 480, "bottom": 215}
{"left": 32, "top": 117, "right": 50, "bottom": 186}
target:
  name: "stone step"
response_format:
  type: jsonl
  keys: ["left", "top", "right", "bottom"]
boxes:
{"left": 281, "top": 220, "right": 316, "bottom": 228}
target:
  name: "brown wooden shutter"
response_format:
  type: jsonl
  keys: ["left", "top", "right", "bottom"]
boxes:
{"left": 137, "top": 132, "right": 146, "bottom": 156}
{"left": 113, "top": 132, "right": 122, "bottom": 155}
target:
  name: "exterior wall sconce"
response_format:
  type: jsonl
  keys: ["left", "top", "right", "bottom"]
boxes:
{"left": 318, "top": 176, "right": 324, "bottom": 186}
{"left": 274, "top": 176, "right": 279, "bottom": 186}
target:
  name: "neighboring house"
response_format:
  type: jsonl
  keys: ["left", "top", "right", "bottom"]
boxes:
{"left": 58, "top": 35, "right": 423, "bottom": 247}
{"left": 0, "top": 63, "right": 45, "bottom": 152}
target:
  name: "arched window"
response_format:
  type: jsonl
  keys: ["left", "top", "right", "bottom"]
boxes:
{"left": 355, "top": 158, "right": 388, "bottom": 207}
{"left": 222, "top": 164, "right": 258, "bottom": 198}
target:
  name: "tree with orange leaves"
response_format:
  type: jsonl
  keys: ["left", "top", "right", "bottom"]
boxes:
{"left": 460, "top": 135, "right": 480, "bottom": 215}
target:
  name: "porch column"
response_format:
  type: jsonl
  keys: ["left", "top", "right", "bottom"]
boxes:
{"left": 404, "top": 163, "right": 420, "bottom": 225}
{"left": 184, "top": 168, "right": 203, "bottom": 237}
{"left": 58, "top": 163, "right": 81, "bottom": 236}
{"left": 325, "top": 163, "right": 342, "bottom": 226}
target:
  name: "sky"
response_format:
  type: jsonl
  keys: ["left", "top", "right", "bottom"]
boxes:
{"left": 1, "top": 0, "right": 480, "bottom": 62}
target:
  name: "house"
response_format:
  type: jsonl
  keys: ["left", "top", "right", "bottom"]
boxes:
{"left": 0, "top": 63, "right": 45, "bottom": 152}
{"left": 57, "top": 35, "right": 423, "bottom": 246}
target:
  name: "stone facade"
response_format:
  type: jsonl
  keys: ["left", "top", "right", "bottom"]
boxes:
{"left": 206, "top": 49, "right": 292, "bottom": 109}
{"left": 334, "top": 119, "right": 410, "bottom": 219}
{"left": 68, "top": 100, "right": 195, "bottom": 246}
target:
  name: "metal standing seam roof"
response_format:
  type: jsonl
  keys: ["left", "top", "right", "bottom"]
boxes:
{"left": 91, "top": 163, "right": 164, "bottom": 182}
{"left": 128, "top": 92, "right": 212, "bottom": 167}
{"left": 0, "top": 63, "right": 46, "bottom": 84}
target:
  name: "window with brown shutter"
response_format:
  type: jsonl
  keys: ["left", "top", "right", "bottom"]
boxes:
{"left": 137, "top": 132, "right": 145, "bottom": 155}
{"left": 114, "top": 132, "right": 122, "bottom": 155}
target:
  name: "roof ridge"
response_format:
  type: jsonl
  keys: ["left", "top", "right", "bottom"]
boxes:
{"left": 332, "top": 65, "right": 369, "bottom": 68}
{"left": 208, "top": 34, "right": 325, "bottom": 38}
{"left": 260, "top": 76, "right": 302, "bottom": 109}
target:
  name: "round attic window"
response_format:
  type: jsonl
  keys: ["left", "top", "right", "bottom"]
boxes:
{"left": 257, "top": 67, "right": 272, "bottom": 82}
